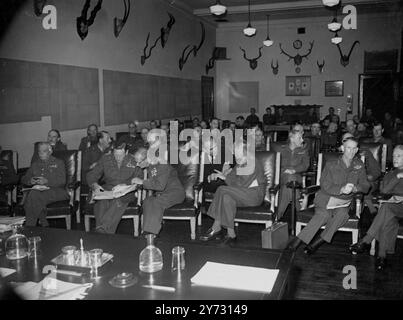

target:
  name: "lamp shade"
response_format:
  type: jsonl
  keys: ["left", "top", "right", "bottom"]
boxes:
{"left": 322, "top": 0, "right": 340, "bottom": 6}
{"left": 328, "top": 21, "right": 341, "bottom": 32}
{"left": 243, "top": 23, "right": 256, "bottom": 37}
{"left": 263, "top": 38, "right": 274, "bottom": 47}
{"left": 331, "top": 35, "right": 342, "bottom": 44}
{"left": 210, "top": 1, "right": 226, "bottom": 15}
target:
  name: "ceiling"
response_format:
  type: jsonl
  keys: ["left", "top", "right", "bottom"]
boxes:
{"left": 167, "top": 0, "right": 402, "bottom": 26}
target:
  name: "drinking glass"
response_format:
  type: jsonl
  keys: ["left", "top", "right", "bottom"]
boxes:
{"left": 171, "top": 246, "right": 185, "bottom": 271}
{"left": 28, "top": 236, "right": 42, "bottom": 258}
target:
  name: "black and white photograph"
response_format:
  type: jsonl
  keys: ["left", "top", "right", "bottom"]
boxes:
{"left": 0, "top": 0, "right": 402, "bottom": 304}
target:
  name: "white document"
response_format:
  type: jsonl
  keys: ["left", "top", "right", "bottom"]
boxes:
{"left": 11, "top": 276, "right": 93, "bottom": 300}
{"left": 21, "top": 185, "right": 50, "bottom": 192}
{"left": 93, "top": 184, "right": 138, "bottom": 200}
{"left": 0, "top": 216, "right": 25, "bottom": 233}
{"left": 191, "top": 261, "right": 279, "bottom": 294}
{"left": 379, "top": 196, "right": 403, "bottom": 204}
{"left": 248, "top": 179, "right": 259, "bottom": 188}
{"left": 326, "top": 197, "right": 351, "bottom": 209}
{"left": 0, "top": 267, "right": 16, "bottom": 278}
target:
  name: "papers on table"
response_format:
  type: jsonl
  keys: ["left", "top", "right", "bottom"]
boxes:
{"left": 93, "top": 184, "right": 138, "bottom": 200}
{"left": 326, "top": 196, "right": 351, "bottom": 209}
{"left": 0, "top": 267, "right": 16, "bottom": 278}
{"left": 11, "top": 276, "right": 93, "bottom": 300}
{"left": 379, "top": 196, "right": 403, "bottom": 204}
{"left": 191, "top": 261, "right": 279, "bottom": 294}
{"left": 0, "top": 216, "right": 25, "bottom": 233}
{"left": 21, "top": 185, "right": 50, "bottom": 192}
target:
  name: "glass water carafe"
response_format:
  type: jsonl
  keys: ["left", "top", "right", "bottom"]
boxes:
{"left": 5, "top": 225, "right": 28, "bottom": 260}
{"left": 139, "top": 234, "right": 163, "bottom": 273}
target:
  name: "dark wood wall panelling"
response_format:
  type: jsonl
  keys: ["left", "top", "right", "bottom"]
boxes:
{"left": 0, "top": 58, "right": 99, "bottom": 130}
{"left": 103, "top": 70, "right": 201, "bottom": 126}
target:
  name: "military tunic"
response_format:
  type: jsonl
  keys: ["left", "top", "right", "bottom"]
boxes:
{"left": 365, "top": 168, "right": 403, "bottom": 257}
{"left": 298, "top": 156, "right": 370, "bottom": 244}
{"left": 117, "top": 134, "right": 147, "bottom": 155}
{"left": 361, "top": 150, "right": 382, "bottom": 214}
{"left": 22, "top": 156, "right": 69, "bottom": 226}
{"left": 78, "top": 136, "right": 98, "bottom": 152}
{"left": 86, "top": 154, "right": 143, "bottom": 233}
{"left": 81, "top": 144, "right": 107, "bottom": 186}
{"left": 142, "top": 163, "right": 185, "bottom": 235}
{"left": 273, "top": 144, "right": 310, "bottom": 219}
{"left": 206, "top": 160, "right": 266, "bottom": 229}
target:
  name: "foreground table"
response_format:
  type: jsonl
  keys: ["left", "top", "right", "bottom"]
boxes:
{"left": 0, "top": 227, "right": 294, "bottom": 300}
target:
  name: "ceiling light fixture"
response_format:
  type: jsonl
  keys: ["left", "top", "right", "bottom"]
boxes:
{"left": 243, "top": 0, "right": 256, "bottom": 37}
{"left": 263, "top": 15, "right": 273, "bottom": 47}
{"left": 209, "top": 1, "right": 226, "bottom": 16}
{"left": 322, "top": 0, "right": 340, "bottom": 6}
{"left": 331, "top": 32, "right": 342, "bottom": 44}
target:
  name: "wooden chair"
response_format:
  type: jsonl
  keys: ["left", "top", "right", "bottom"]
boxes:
{"left": 0, "top": 150, "right": 18, "bottom": 215}
{"left": 296, "top": 152, "right": 365, "bottom": 245}
{"left": 45, "top": 150, "right": 81, "bottom": 229}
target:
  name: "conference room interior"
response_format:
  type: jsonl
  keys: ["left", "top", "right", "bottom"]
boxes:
{"left": 0, "top": 0, "right": 403, "bottom": 300}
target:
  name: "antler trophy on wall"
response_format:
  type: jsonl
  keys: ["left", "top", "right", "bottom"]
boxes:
{"left": 178, "top": 22, "right": 205, "bottom": 70}
{"left": 33, "top": 0, "right": 47, "bottom": 16}
{"left": 271, "top": 59, "right": 279, "bottom": 75}
{"left": 317, "top": 59, "right": 325, "bottom": 73}
{"left": 335, "top": 41, "right": 360, "bottom": 67}
{"left": 240, "top": 47, "right": 263, "bottom": 70}
{"left": 279, "top": 40, "right": 314, "bottom": 73}
{"left": 141, "top": 12, "right": 176, "bottom": 65}
{"left": 76, "top": 0, "right": 103, "bottom": 40}
{"left": 114, "top": 0, "right": 131, "bottom": 38}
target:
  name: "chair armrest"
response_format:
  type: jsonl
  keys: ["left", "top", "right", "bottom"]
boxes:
{"left": 286, "top": 181, "right": 302, "bottom": 189}
{"left": 193, "top": 182, "right": 204, "bottom": 191}
{"left": 269, "top": 184, "right": 280, "bottom": 194}
{"left": 301, "top": 185, "right": 321, "bottom": 195}
{"left": 67, "top": 181, "right": 81, "bottom": 191}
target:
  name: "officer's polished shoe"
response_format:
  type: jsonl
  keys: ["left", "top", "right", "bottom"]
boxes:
{"left": 349, "top": 241, "right": 370, "bottom": 255}
{"left": 199, "top": 228, "right": 223, "bottom": 241}
{"left": 286, "top": 237, "right": 302, "bottom": 251}
{"left": 220, "top": 235, "right": 237, "bottom": 247}
{"left": 375, "top": 257, "right": 387, "bottom": 271}
{"left": 304, "top": 238, "right": 325, "bottom": 255}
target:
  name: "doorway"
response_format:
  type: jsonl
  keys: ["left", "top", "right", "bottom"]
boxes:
{"left": 201, "top": 76, "right": 214, "bottom": 121}
{"left": 359, "top": 73, "right": 401, "bottom": 120}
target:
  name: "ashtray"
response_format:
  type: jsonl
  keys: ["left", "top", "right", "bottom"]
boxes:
{"left": 109, "top": 272, "right": 138, "bottom": 288}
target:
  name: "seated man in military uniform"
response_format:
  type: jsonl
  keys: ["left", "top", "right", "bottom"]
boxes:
{"left": 78, "top": 123, "right": 99, "bottom": 151}
{"left": 81, "top": 131, "right": 112, "bottom": 187}
{"left": 272, "top": 129, "right": 310, "bottom": 221}
{"left": 87, "top": 142, "right": 144, "bottom": 234}
{"left": 288, "top": 137, "right": 370, "bottom": 254}
{"left": 350, "top": 145, "right": 403, "bottom": 271}
{"left": 131, "top": 137, "right": 185, "bottom": 236}
{"left": 22, "top": 142, "right": 69, "bottom": 227}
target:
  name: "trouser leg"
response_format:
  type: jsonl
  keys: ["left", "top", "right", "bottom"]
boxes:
{"left": 320, "top": 207, "right": 350, "bottom": 243}
{"left": 142, "top": 196, "right": 165, "bottom": 235}
{"left": 297, "top": 207, "right": 330, "bottom": 244}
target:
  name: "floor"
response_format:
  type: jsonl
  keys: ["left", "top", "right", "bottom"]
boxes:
{"left": 50, "top": 210, "right": 403, "bottom": 300}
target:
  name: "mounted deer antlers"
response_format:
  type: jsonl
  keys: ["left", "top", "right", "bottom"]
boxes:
{"left": 114, "top": 0, "right": 131, "bottom": 38}
{"left": 240, "top": 47, "right": 263, "bottom": 70}
{"left": 141, "top": 12, "right": 176, "bottom": 66}
{"left": 336, "top": 41, "right": 360, "bottom": 67}
{"left": 317, "top": 59, "right": 325, "bottom": 73}
{"left": 179, "top": 22, "right": 205, "bottom": 70}
{"left": 279, "top": 41, "right": 314, "bottom": 73}
{"left": 76, "top": 0, "right": 103, "bottom": 40}
{"left": 33, "top": 0, "right": 47, "bottom": 16}
{"left": 161, "top": 13, "right": 176, "bottom": 48}
{"left": 271, "top": 60, "right": 279, "bottom": 75}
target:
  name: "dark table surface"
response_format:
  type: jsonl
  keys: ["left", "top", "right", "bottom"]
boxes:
{"left": 0, "top": 227, "right": 294, "bottom": 300}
